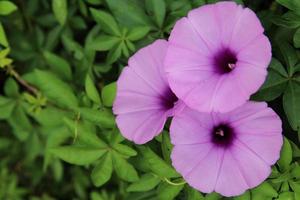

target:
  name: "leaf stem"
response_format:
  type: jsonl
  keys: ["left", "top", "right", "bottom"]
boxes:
{"left": 164, "top": 177, "right": 186, "bottom": 186}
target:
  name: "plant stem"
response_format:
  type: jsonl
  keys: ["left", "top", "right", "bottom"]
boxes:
{"left": 7, "top": 65, "right": 38, "bottom": 95}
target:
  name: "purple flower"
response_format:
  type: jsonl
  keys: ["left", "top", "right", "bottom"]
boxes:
{"left": 170, "top": 102, "right": 282, "bottom": 197}
{"left": 165, "top": 2, "right": 271, "bottom": 113}
{"left": 113, "top": 40, "right": 184, "bottom": 144}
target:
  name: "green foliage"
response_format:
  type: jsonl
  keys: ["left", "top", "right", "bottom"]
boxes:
{"left": 0, "top": 0, "right": 299, "bottom": 199}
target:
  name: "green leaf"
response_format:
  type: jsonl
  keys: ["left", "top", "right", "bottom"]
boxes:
{"left": 185, "top": 187, "right": 204, "bottom": 200}
{"left": 127, "top": 26, "right": 151, "bottom": 41}
{"left": 90, "top": 8, "right": 121, "bottom": 36}
{"left": 251, "top": 182, "right": 278, "bottom": 199}
{"left": 294, "top": 28, "right": 300, "bottom": 48}
{"left": 113, "top": 144, "right": 137, "bottom": 157}
{"left": 90, "top": 192, "right": 105, "bottom": 200}
{"left": 127, "top": 173, "right": 161, "bottom": 192}
{"left": 32, "top": 107, "right": 66, "bottom": 127}
{"left": 50, "top": 146, "right": 106, "bottom": 165}
{"left": 252, "top": 59, "right": 288, "bottom": 101}
{"left": 25, "top": 70, "right": 78, "bottom": 109}
{"left": 276, "top": 0, "right": 300, "bottom": 12}
{"left": 0, "top": 96, "right": 15, "bottom": 119}
{"left": 85, "top": 75, "right": 101, "bottom": 104}
{"left": 105, "top": 0, "right": 152, "bottom": 28}
{"left": 283, "top": 81, "right": 300, "bottom": 130}
{"left": 278, "top": 138, "right": 292, "bottom": 171}
{"left": 277, "top": 192, "right": 294, "bottom": 200}
{"left": 0, "top": 23, "right": 8, "bottom": 47}
{"left": 145, "top": 0, "right": 166, "bottom": 27}
{"left": 106, "top": 43, "right": 122, "bottom": 64}
{"left": 157, "top": 182, "right": 184, "bottom": 200}
{"left": 43, "top": 51, "right": 72, "bottom": 81}
{"left": 62, "top": 34, "right": 84, "bottom": 60}
{"left": 112, "top": 151, "right": 139, "bottom": 182}
{"left": 89, "top": 35, "right": 120, "bottom": 51}
{"left": 161, "top": 131, "right": 172, "bottom": 164}
{"left": 52, "top": 0, "right": 68, "bottom": 25}
{"left": 0, "top": 1, "right": 17, "bottom": 15}
{"left": 278, "top": 42, "right": 298, "bottom": 76}
{"left": 4, "top": 78, "right": 19, "bottom": 97}
{"left": 205, "top": 192, "right": 221, "bottom": 200}
{"left": 101, "top": 82, "right": 116, "bottom": 107}
{"left": 8, "top": 105, "right": 31, "bottom": 141}
{"left": 91, "top": 153, "right": 113, "bottom": 187}
{"left": 138, "top": 146, "right": 179, "bottom": 178}
{"left": 63, "top": 118, "right": 107, "bottom": 148}
{"left": 79, "top": 108, "right": 115, "bottom": 128}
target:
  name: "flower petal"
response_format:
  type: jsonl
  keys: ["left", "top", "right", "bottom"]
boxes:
{"left": 187, "top": 3, "right": 221, "bottom": 51}
{"left": 214, "top": 150, "right": 249, "bottom": 197}
{"left": 172, "top": 145, "right": 223, "bottom": 193}
{"left": 214, "top": 2, "right": 243, "bottom": 47}
{"left": 229, "top": 6, "right": 264, "bottom": 52}
{"left": 167, "top": 17, "right": 211, "bottom": 57}
{"left": 170, "top": 108, "right": 213, "bottom": 145}
{"left": 114, "top": 40, "right": 177, "bottom": 144}
{"left": 116, "top": 110, "right": 166, "bottom": 144}
{"left": 237, "top": 35, "right": 272, "bottom": 67}
{"left": 230, "top": 140, "right": 271, "bottom": 189}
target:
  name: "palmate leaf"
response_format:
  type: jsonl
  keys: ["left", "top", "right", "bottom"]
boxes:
{"left": 91, "top": 152, "right": 113, "bottom": 187}
{"left": 157, "top": 182, "right": 184, "bottom": 200}
{"left": 113, "top": 143, "right": 137, "bottom": 157}
{"left": 43, "top": 51, "right": 72, "bottom": 81}
{"left": 145, "top": 0, "right": 166, "bottom": 28}
{"left": 105, "top": 0, "right": 152, "bottom": 28}
{"left": 112, "top": 150, "right": 139, "bottom": 182}
{"left": 101, "top": 82, "right": 116, "bottom": 107}
{"left": 0, "top": 22, "right": 8, "bottom": 47}
{"left": 127, "top": 26, "right": 151, "bottom": 41}
{"left": 79, "top": 107, "right": 115, "bottom": 128}
{"left": 85, "top": 75, "right": 102, "bottom": 104}
{"left": 90, "top": 8, "right": 121, "bottom": 36}
{"left": 88, "top": 35, "right": 120, "bottom": 51}
{"left": 0, "top": 1, "right": 17, "bottom": 15}
{"left": 294, "top": 28, "right": 300, "bottom": 48}
{"left": 276, "top": 0, "right": 300, "bottom": 12}
{"left": 0, "top": 96, "right": 15, "bottom": 119}
{"left": 8, "top": 104, "right": 32, "bottom": 141}
{"left": 127, "top": 173, "right": 161, "bottom": 192}
{"left": 278, "top": 42, "right": 298, "bottom": 76}
{"left": 24, "top": 70, "right": 78, "bottom": 109}
{"left": 278, "top": 138, "right": 293, "bottom": 172}
{"left": 252, "top": 58, "right": 288, "bottom": 101}
{"left": 251, "top": 182, "right": 278, "bottom": 200}
{"left": 283, "top": 81, "right": 300, "bottom": 131}
{"left": 50, "top": 146, "right": 107, "bottom": 166}
{"left": 52, "top": 0, "right": 68, "bottom": 25}
{"left": 185, "top": 187, "right": 204, "bottom": 200}
{"left": 63, "top": 118, "right": 107, "bottom": 148}
{"left": 138, "top": 146, "right": 179, "bottom": 178}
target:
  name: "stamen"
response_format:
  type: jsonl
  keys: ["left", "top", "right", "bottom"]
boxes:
{"left": 215, "top": 129, "right": 225, "bottom": 137}
{"left": 228, "top": 63, "right": 235, "bottom": 70}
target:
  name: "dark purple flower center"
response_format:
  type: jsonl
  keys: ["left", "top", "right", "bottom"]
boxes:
{"left": 211, "top": 124, "right": 235, "bottom": 147}
{"left": 213, "top": 48, "right": 237, "bottom": 74}
{"left": 161, "top": 88, "right": 178, "bottom": 110}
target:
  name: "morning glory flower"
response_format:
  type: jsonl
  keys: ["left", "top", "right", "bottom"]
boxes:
{"left": 165, "top": 1, "right": 271, "bottom": 113}
{"left": 170, "top": 102, "right": 282, "bottom": 197}
{"left": 113, "top": 40, "right": 183, "bottom": 144}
